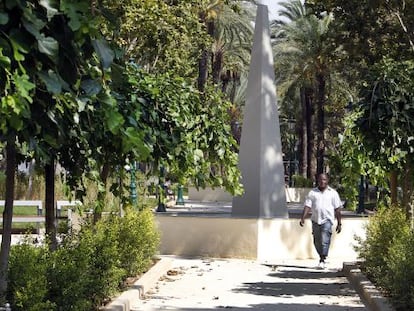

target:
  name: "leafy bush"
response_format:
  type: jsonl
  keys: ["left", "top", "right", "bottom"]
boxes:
{"left": 7, "top": 209, "right": 160, "bottom": 310}
{"left": 85, "top": 219, "right": 126, "bottom": 307}
{"left": 0, "top": 171, "right": 5, "bottom": 198}
{"left": 48, "top": 219, "right": 125, "bottom": 310}
{"left": 355, "top": 205, "right": 410, "bottom": 289}
{"left": 292, "top": 175, "right": 313, "bottom": 187}
{"left": 47, "top": 231, "right": 97, "bottom": 311}
{"left": 385, "top": 232, "right": 414, "bottom": 310}
{"left": 116, "top": 207, "right": 160, "bottom": 276}
{"left": 356, "top": 206, "right": 410, "bottom": 283}
{"left": 8, "top": 241, "right": 55, "bottom": 311}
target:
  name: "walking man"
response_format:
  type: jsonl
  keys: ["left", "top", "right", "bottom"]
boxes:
{"left": 299, "top": 173, "right": 342, "bottom": 269}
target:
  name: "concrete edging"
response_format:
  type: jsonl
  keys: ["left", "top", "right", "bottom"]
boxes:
{"left": 342, "top": 262, "right": 394, "bottom": 311}
{"left": 103, "top": 257, "right": 173, "bottom": 311}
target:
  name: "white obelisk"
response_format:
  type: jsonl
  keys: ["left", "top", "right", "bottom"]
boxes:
{"left": 232, "top": 3, "right": 288, "bottom": 218}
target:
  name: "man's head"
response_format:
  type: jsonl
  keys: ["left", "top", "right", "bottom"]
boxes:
{"left": 317, "top": 173, "right": 329, "bottom": 191}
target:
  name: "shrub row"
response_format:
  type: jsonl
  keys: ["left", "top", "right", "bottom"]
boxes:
{"left": 355, "top": 206, "right": 414, "bottom": 310}
{"left": 7, "top": 208, "right": 160, "bottom": 311}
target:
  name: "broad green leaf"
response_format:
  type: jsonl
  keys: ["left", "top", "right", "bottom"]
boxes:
{"left": 73, "top": 112, "right": 79, "bottom": 124}
{"left": 81, "top": 79, "right": 102, "bottom": 96}
{"left": 22, "top": 17, "right": 46, "bottom": 38}
{"left": 92, "top": 39, "right": 114, "bottom": 69}
{"left": 37, "top": 34, "right": 58, "bottom": 61}
{"left": 44, "top": 133, "right": 59, "bottom": 148}
{"left": 0, "top": 49, "right": 11, "bottom": 67}
{"left": 39, "top": 0, "right": 59, "bottom": 21}
{"left": 123, "top": 127, "right": 151, "bottom": 158}
{"left": 3, "top": 95, "right": 16, "bottom": 109}
{"left": 76, "top": 98, "right": 87, "bottom": 112}
{"left": 61, "top": 0, "right": 89, "bottom": 31}
{"left": 97, "top": 90, "right": 116, "bottom": 107}
{"left": 127, "top": 116, "right": 138, "bottom": 127}
{"left": 5, "top": 0, "right": 19, "bottom": 10}
{"left": 38, "top": 70, "right": 62, "bottom": 94}
{"left": 13, "top": 72, "right": 35, "bottom": 103}
{"left": 194, "top": 149, "right": 204, "bottom": 162}
{"left": 9, "top": 113, "right": 23, "bottom": 130}
{"left": 0, "top": 13, "right": 9, "bottom": 25}
{"left": 105, "top": 110, "right": 124, "bottom": 134}
{"left": 9, "top": 37, "right": 25, "bottom": 61}
{"left": 47, "top": 110, "right": 58, "bottom": 124}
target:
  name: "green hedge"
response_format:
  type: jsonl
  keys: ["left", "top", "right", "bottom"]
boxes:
{"left": 291, "top": 175, "right": 313, "bottom": 187}
{"left": 355, "top": 205, "right": 413, "bottom": 310}
{"left": 7, "top": 208, "right": 160, "bottom": 311}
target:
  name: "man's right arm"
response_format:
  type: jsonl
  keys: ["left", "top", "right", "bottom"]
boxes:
{"left": 299, "top": 206, "right": 311, "bottom": 227}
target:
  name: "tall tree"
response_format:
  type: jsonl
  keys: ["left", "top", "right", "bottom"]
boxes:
{"left": 306, "top": 0, "right": 414, "bottom": 77}
{"left": 0, "top": 0, "right": 36, "bottom": 297}
{"left": 307, "top": 0, "right": 414, "bottom": 205}
{"left": 356, "top": 59, "right": 414, "bottom": 213}
{"left": 97, "top": 0, "right": 208, "bottom": 77}
{"left": 198, "top": 0, "right": 254, "bottom": 93}
{"left": 210, "top": 2, "right": 253, "bottom": 86}
{"left": 0, "top": 0, "right": 126, "bottom": 256}
{"left": 272, "top": 0, "right": 347, "bottom": 178}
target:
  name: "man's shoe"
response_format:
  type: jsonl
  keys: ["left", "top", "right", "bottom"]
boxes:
{"left": 318, "top": 261, "right": 326, "bottom": 269}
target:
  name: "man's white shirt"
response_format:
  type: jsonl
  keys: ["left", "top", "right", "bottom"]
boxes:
{"left": 304, "top": 186, "right": 342, "bottom": 225}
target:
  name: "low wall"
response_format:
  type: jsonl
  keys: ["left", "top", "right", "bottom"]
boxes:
{"left": 156, "top": 215, "right": 367, "bottom": 263}
{"left": 188, "top": 187, "right": 233, "bottom": 202}
{"left": 285, "top": 187, "right": 311, "bottom": 203}
{"left": 188, "top": 187, "right": 312, "bottom": 203}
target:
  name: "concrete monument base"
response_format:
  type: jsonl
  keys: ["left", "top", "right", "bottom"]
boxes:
{"left": 155, "top": 211, "right": 367, "bottom": 262}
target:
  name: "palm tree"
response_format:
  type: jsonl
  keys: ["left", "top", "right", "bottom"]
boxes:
{"left": 271, "top": 0, "right": 346, "bottom": 178}
{"left": 198, "top": 0, "right": 255, "bottom": 93}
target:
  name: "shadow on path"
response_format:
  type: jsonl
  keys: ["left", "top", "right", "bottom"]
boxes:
{"left": 144, "top": 303, "right": 366, "bottom": 310}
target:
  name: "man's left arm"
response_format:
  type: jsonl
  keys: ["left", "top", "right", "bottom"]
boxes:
{"left": 335, "top": 207, "right": 342, "bottom": 233}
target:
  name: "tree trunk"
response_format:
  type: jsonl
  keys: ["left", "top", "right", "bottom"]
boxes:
{"left": 26, "top": 159, "right": 35, "bottom": 199}
{"left": 229, "top": 72, "right": 240, "bottom": 104}
{"left": 212, "top": 49, "right": 224, "bottom": 85}
{"left": 316, "top": 72, "right": 326, "bottom": 176}
{"left": 389, "top": 170, "right": 398, "bottom": 206}
{"left": 197, "top": 17, "right": 214, "bottom": 93}
{"left": 93, "top": 162, "right": 110, "bottom": 224}
{"left": 198, "top": 49, "right": 209, "bottom": 93}
{"left": 305, "top": 88, "right": 314, "bottom": 180}
{"left": 401, "top": 161, "right": 413, "bottom": 219}
{"left": 299, "top": 88, "right": 307, "bottom": 177}
{"left": 0, "top": 137, "right": 16, "bottom": 299}
{"left": 45, "top": 162, "right": 57, "bottom": 251}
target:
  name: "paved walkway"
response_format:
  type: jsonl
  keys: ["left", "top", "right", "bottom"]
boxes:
{"left": 132, "top": 256, "right": 367, "bottom": 310}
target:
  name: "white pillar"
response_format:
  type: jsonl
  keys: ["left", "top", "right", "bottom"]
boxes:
{"left": 232, "top": 4, "right": 287, "bottom": 219}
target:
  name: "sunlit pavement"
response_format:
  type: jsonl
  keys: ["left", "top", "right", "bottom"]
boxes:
{"left": 132, "top": 256, "right": 367, "bottom": 311}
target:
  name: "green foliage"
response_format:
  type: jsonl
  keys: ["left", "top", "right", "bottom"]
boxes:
{"left": 8, "top": 242, "right": 55, "bottom": 311}
{"left": 0, "top": 171, "right": 5, "bottom": 197}
{"left": 307, "top": 0, "right": 414, "bottom": 69}
{"left": 355, "top": 204, "right": 414, "bottom": 310}
{"left": 125, "top": 67, "right": 242, "bottom": 195}
{"left": 335, "top": 110, "right": 389, "bottom": 209}
{"left": 114, "top": 207, "right": 160, "bottom": 276}
{"left": 48, "top": 232, "right": 97, "bottom": 310}
{"left": 385, "top": 232, "right": 414, "bottom": 310}
{"left": 357, "top": 59, "right": 414, "bottom": 165}
{"left": 355, "top": 206, "right": 410, "bottom": 287}
{"left": 39, "top": 220, "right": 126, "bottom": 310}
{"left": 98, "top": 0, "right": 208, "bottom": 76}
{"left": 7, "top": 209, "right": 160, "bottom": 310}
{"left": 291, "top": 175, "right": 313, "bottom": 187}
